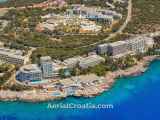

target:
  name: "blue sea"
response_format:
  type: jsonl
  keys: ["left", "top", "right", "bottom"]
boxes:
{"left": 0, "top": 60, "right": 160, "bottom": 120}
{"left": 0, "top": 0, "right": 7, "bottom": 3}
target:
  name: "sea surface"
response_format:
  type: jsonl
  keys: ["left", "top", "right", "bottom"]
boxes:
{"left": 0, "top": 0, "right": 7, "bottom": 3}
{"left": 0, "top": 60, "right": 160, "bottom": 120}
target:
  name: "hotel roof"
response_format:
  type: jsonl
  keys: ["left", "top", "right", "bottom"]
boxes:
{"left": 71, "top": 74, "right": 103, "bottom": 83}
{"left": 79, "top": 55, "right": 105, "bottom": 65}
{"left": 0, "top": 48, "right": 24, "bottom": 60}
{"left": 108, "top": 41, "right": 126, "bottom": 47}
{"left": 64, "top": 56, "right": 82, "bottom": 65}
{"left": 20, "top": 64, "right": 41, "bottom": 73}
{"left": 126, "top": 36, "right": 151, "bottom": 43}
{"left": 40, "top": 56, "right": 52, "bottom": 62}
{"left": 97, "top": 43, "right": 109, "bottom": 47}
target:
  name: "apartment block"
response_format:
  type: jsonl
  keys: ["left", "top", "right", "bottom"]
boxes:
{"left": 108, "top": 41, "right": 128, "bottom": 56}
{"left": 79, "top": 55, "right": 105, "bottom": 69}
{"left": 96, "top": 43, "right": 109, "bottom": 55}
{"left": 126, "top": 36, "right": 146, "bottom": 53}
{"left": 40, "top": 56, "right": 54, "bottom": 78}
{"left": 0, "top": 48, "right": 28, "bottom": 65}
{"left": 16, "top": 64, "right": 42, "bottom": 81}
{"left": 63, "top": 56, "right": 82, "bottom": 68}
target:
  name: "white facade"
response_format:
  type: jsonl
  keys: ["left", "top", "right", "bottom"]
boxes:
{"left": 97, "top": 43, "right": 109, "bottom": 55}
{"left": 80, "top": 21, "right": 102, "bottom": 32}
{"left": 108, "top": 41, "right": 128, "bottom": 56}
{"left": 16, "top": 64, "right": 42, "bottom": 81}
{"left": 0, "top": 48, "right": 28, "bottom": 65}
{"left": 79, "top": 55, "right": 105, "bottom": 69}
{"left": 144, "top": 37, "right": 154, "bottom": 48}
{"left": 40, "top": 56, "right": 53, "bottom": 78}
{"left": 126, "top": 36, "right": 153, "bottom": 53}
{"left": 63, "top": 56, "right": 82, "bottom": 68}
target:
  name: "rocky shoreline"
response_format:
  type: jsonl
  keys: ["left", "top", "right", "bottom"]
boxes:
{"left": 0, "top": 56, "right": 158, "bottom": 102}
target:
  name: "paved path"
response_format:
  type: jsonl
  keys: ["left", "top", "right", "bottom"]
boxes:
{"left": 129, "top": 31, "right": 160, "bottom": 38}
{"left": 0, "top": 0, "right": 132, "bottom": 49}
{"left": 74, "top": 0, "right": 132, "bottom": 49}
{"left": 144, "top": 31, "right": 160, "bottom": 37}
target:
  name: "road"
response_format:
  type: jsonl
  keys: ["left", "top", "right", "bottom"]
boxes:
{"left": 143, "top": 31, "right": 160, "bottom": 37}
{"left": 0, "top": 0, "right": 132, "bottom": 50}
{"left": 3, "top": 47, "right": 36, "bottom": 87}
{"left": 104, "top": 0, "right": 132, "bottom": 39}
{"left": 75, "top": 0, "right": 132, "bottom": 49}
{"left": 24, "top": 47, "right": 36, "bottom": 64}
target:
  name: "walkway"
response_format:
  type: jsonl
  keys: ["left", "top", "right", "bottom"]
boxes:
{"left": 75, "top": 0, "right": 132, "bottom": 49}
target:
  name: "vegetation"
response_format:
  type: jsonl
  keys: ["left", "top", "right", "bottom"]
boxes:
{"left": 107, "top": 33, "right": 130, "bottom": 43}
{"left": 124, "top": 0, "right": 160, "bottom": 34}
{"left": 115, "top": 55, "right": 137, "bottom": 70}
{"left": 146, "top": 36, "right": 160, "bottom": 55}
{"left": 0, "top": 64, "right": 13, "bottom": 86}
{"left": 59, "top": 68, "right": 71, "bottom": 78}
{"left": 32, "top": 46, "right": 93, "bottom": 63}
{"left": 153, "top": 36, "right": 160, "bottom": 49}
{"left": 0, "top": 1, "right": 127, "bottom": 63}
{"left": 8, "top": 84, "right": 32, "bottom": 91}
{"left": 66, "top": 0, "right": 127, "bottom": 9}
{"left": 66, "top": 0, "right": 109, "bottom": 7}
{"left": 0, "top": 64, "right": 31, "bottom": 91}
{"left": 0, "top": 0, "right": 46, "bottom": 7}
{"left": 0, "top": 64, "right": 10, "bottom": 72}
{"left": 71, "top": 55, "right": 139, "bottom": 77}
{"left": 104, "top": 55, "right": 137, "bottom": 71}
{"left": 0, "top": 8, "right": 109, "bottom": 62}
{"left": 89, "top": 64, "right": 106, "bottom": 76}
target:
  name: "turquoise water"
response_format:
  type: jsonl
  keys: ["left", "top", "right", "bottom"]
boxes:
{"left": 0, "top": 0, "right": 7, "bottom": 3}
{"left": 0, "top": 60, "right": 160, "bottom": 120}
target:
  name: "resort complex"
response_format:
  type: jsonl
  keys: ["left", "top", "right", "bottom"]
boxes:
{"left": 15, "top": 54, "right": 105, "bottom": 81}
{"left": 36, "top": 3, "right": 122, "bottom": 34}
{"left": 0, "top": 47, "right": 30, "bottom": 65}
{"left": 1, "top": 0, "right": 160, "bottom": 120}
{"left": 97, "top": 36, "right": 154, "bottom": 58}
{"left": 0, "top": 0, "right": 160, "bottom": 103}
{"left": 0, "top": 33, "right": 156, "bottom": 99}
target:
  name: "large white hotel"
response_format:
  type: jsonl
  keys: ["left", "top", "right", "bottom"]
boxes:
{"left": 97, "top": 36, "right": 154, "bottom": 58}
{"left": 0, "top": 48, "right": 29, "bottom": 65}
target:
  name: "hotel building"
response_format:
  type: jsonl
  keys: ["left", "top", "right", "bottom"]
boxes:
{"left": 63, "top": 56, "right": 82, "bottom": 68}
{"left": 66, "top": 5, "right": 122, "bottom": 24}
{"left": 126, "top": 36, "right": 147, "bottom": 53}
{"left": 108, "top": 41, "right": 128, "bottom": 56}
{"left": 96, "top": 43, "right": 109, "bottom": 55}
{"left": 40, "top": 56, "right": 54, "bottom": 78}
{"left": 0, "top": 48, "right": 29, "bottom": 65}
{"left": 79, "top": 55, "right": 105, "bottom": 69}
{"left": 16, "top": 64, "right": 42, "bottom": 81}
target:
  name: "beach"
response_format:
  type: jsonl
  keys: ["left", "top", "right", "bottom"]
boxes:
{"left": 0, "top": 55, "right": 158, "bottom": 102}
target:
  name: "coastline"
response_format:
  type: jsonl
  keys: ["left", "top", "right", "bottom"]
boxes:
{"left": 0, "top": 55, "right": 158, "bottom": 102}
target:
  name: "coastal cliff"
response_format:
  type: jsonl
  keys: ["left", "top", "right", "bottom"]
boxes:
{"left": 0, "top": 56, "right": 158, "bottom": 102}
